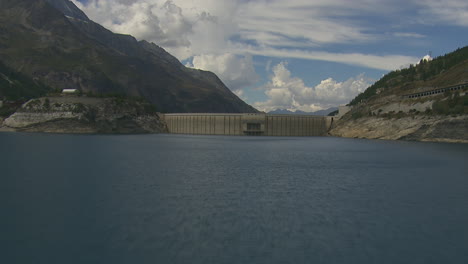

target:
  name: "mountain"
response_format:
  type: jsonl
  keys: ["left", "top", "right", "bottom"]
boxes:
{"left": 0, "top": 60, "right": 51, "bottom": 101}
{"left": 0, "top": 0, "right": 257, "bottom": 113}
{"left": 331, "top": 46, "right": 468, "bottom": 143}
{"left": 0, "top": 60, "right": 54, "bottom": 117}
{"left": 269, "top": 107, "right": 338, "bottom": 116}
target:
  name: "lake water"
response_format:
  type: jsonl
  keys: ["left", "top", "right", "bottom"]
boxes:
{"left": 1, "top": 133, "right": 467, "bottom": 264}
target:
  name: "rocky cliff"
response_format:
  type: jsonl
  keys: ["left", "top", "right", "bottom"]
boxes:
{"left": 1, "top": 96, "right": 167, "bottom": 134}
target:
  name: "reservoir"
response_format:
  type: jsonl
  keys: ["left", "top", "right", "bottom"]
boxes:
{"left": 1, "top": 133, "right": 467, "bottom": 264}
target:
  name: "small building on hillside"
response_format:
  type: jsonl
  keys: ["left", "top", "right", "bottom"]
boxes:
{"left": 62, "top": 89, "right": 77, "bottom": 94}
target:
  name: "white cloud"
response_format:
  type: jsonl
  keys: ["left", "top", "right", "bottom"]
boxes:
{"left": 233, "top": 89, "right": 247, "bottom": 101}
{"left": 417, "top": 54, "right": 433, "bottom": 64}
{"left": 75, "top": 1, "right": 179, "bottom": 46}
{"left": 72, "top": 0, "right": 423, "bottom": 71}
{"left": 72, "top": 0, "right": 237, "bottom": 60}
{"left": 249, "top": 47, "right": 419, "bottom": 71}
{"left": 254, "top": 62, "right": 373, "bottom": 112}
{"left": 393, "top": 32, "right": 426, "bottom": 38}
{"left": 188, "top": 53, "right": 259, "bottom": 91}
{"left": 236, "top": 0, "right": 378, "bottom": 46}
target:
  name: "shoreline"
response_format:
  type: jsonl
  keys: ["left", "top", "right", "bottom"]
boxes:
{"left": 1, "top": 124, "right": 467, "bottom": 144}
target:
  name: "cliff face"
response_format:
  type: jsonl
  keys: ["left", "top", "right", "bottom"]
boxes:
{"left": 0, "top": 0, "right": 257, "bottom": 113}
{"left": 331, "top": 115, "right": 468, "bottom": 143}
{"left": 1, "top": 96, "right": 167, "bottom": 134}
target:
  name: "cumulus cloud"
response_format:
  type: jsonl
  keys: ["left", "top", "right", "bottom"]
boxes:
{"left": 87, "top": 1, "right": 184, "bottom": 47}
{"left": 72, "top": 0, "right": 237, "bottom": 60}
{"left": 254, "top": 62, "right": 373, "bottom": 112}
{"left": 188, "top": 53, "right": 259, "bottom": 91}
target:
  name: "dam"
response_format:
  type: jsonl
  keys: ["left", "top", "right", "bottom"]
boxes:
{"left": 161, "top": 113, "right": 332, "bottom": 136}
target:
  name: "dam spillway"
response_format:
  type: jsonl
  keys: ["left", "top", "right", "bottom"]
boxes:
{"left": 161, "top": 113, "right": 332, "bottom": 136}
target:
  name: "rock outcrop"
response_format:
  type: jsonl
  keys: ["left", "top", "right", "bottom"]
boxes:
{"left": 1, "top": 96, "right": 167, "bottom": 134}
{"left": 331, "top": 90, "right": 468, "bottom": 143}
{"left": 330, "top": 115, "right": 468, "bottom": 143}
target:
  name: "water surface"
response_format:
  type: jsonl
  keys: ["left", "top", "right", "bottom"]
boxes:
{"left": 1, "top": 133, "right": 467, "bottom": 264}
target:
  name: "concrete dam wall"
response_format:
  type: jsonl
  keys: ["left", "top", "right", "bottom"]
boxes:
{"left": 161, "top": 113, "right": 332, "bottom": 136}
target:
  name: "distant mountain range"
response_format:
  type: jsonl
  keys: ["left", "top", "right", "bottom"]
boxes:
{"left": 0, "top": 0, "right": 257, "bottom": 113}
{"left": 268, "top": 107, "right": 338, "bottom": 116}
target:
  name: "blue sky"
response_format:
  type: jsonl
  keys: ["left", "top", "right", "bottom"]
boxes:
{"left": 74, "top": 0, "right": 468, "bottom": 112}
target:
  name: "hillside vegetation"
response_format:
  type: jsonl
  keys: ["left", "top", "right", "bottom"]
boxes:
{"left": 331, "top": 46, "right": 468, "bottom": 143}
{"left": 350, "top": 46, "right": 468, "bottom": 106}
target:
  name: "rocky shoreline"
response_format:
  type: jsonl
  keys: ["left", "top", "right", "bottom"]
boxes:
{"left": 0, "top": 96, "right": 167, "bottom": 134}
{"left": 330, "top": 115, "right": 468, "bottom": 143}
{"left": 1, "top": 96, "right": 466, "bottom": 143}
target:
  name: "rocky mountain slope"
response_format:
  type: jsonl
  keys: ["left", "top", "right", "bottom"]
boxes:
{"left": 0, "top": 61, "right": 51, "bottom": 101}
{"left": 0, "top": 0, "right": 257, "bottom": 113}
{"left": 331, "top": 46, "right": 468, "bottom": 143}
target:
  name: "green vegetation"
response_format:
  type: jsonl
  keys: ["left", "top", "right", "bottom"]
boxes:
{"left": 85, "top": 91, "right": 158, "bottom": 114}
{"left": 0, "top": 61, "right": 51, "bottom": 101}
{"left": 72, "top": 103, "right": 86, "bottom": 113}
{"left": 0, "top": 60, "right": 52, "bottom": 117}
{"left": 143, "top": 103, "right": 158, "bottom": 114}
{"left": 43, "top": 98, "right": 50, "bottom": 110}
{"left": 348, "top": 93, "right": 468, "bottom": 121}
{"left": 0, "top": 104, "right": 17, "bottom": 117}
{"left": 432, "top": 93, "right": 468, "bottom": 115}
{"left": 349, "top": 46, "right": 468, "bottom": 106}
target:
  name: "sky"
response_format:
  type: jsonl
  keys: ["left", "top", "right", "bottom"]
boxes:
{"left": 73, "top": 0, "right": 468, "bottom": 112}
